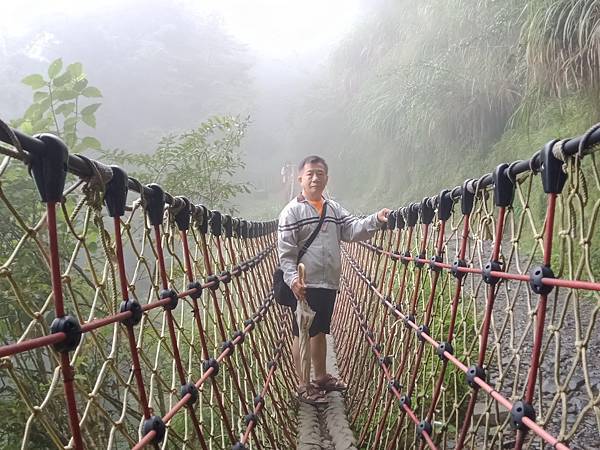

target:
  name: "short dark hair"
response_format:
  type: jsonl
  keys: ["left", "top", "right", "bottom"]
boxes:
{"left": 298, "top": 155, "right": 328, "bottom": 173}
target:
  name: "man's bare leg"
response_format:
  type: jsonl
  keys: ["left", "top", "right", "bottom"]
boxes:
{"left": 311, "top": 332, "right": 327, "bottom": 381}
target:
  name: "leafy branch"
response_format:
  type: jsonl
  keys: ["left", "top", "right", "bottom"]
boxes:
{"left": 101, "top": 115, "right": 251, "bottom": 212}
{"left": 13, "top": 58, "right": 103, "bottom": 153}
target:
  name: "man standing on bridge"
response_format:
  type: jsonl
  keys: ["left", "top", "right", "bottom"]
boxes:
{"left": 277, "top": 155, "right": 390, "bottom": 405}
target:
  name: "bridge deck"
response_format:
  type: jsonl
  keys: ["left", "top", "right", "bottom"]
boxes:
{"left": 296, "top": 335, "right": 357, "bottom": 450}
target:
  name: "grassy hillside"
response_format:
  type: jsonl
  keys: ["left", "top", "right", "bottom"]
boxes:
{"left": 286, "top": 0, "right": 600, "bottom": 212}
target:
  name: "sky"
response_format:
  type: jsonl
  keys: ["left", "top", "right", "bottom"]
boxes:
{"left": 2, "top": 0, "right": 362, "bottom": 59}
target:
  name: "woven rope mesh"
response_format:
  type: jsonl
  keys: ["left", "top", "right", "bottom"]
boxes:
{"left": 1, "top": 126, "right": 600, "bottom": 450}
{"left": 0, "top": 149, "right": 296, "bottom": 449}
{"left": 334, "top": 149, "right": 600, "bottom": 449}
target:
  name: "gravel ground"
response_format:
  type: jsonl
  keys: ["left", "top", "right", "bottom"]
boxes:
{"left": 467, "top": 239, "right": 600, "bottom": 449}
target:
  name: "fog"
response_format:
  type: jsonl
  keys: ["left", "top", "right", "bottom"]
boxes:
{"left": 0, "top": 0, "right": 365, "bottom": 217}
{"left": 2, "top": 0, "right": 597, "bottom": 217}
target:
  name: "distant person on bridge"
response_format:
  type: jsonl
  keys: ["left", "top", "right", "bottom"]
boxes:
{"left": 281, "top": 161, "right": 295, "bottom": 202}
{"left": 277, "top": 155, "right": 390, "bottom": 405}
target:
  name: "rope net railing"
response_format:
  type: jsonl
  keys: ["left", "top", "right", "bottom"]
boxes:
{"left": 334, "top": 125, "right": 600, "bottom": 450}
{"left": 0, "top": 123, "right": 297, "bottom": 449}
{"left": 2, "top": 117, "right": 600, "bottom": 450}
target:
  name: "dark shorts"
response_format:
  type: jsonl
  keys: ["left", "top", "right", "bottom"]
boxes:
{"left": 291, "top": 288, "right": 337, "bottom": 337}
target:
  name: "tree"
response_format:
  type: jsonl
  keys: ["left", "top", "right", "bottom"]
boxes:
{"left": 101, "top": 115, "right": 251, "bottom": 211}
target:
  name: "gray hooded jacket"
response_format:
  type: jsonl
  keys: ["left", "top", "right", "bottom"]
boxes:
{"left": 277, "top": 194, "right": 382, "bottom": 290}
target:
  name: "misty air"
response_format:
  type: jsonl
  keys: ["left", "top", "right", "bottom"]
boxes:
{"left": 0, "top": 1, "right": 599, "bottom": 449}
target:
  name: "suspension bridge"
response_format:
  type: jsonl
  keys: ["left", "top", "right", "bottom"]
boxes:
{"left": 0, "top": 118, "right": 599, "bottom": 449}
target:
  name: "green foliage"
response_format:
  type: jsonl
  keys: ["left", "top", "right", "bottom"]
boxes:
{"left": 101, "top": 115, "right": 251, "bottom": 211}
{"left": 339, "top": 0, "right": 521, "bottom": 148}
{"left": 522, "top": 0, "right": 600, "bottom": 100}
{"left": 310, "top": 3, "right": 600, "bottom": 446}
{"left": 11, "top": 58, "right": 103, "bottom": 153}
{"left": 0, "top": 60, "right": 106, "bottom": 448}
{"left": 290, "top": 0, "right": 600, "bottom": 213}
{"left": 1, "top": 55, "right": 247, "bottom": 449}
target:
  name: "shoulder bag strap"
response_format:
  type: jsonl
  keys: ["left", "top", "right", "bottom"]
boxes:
{"left": 296, "top": 202, "right": 327, "bottom": 264}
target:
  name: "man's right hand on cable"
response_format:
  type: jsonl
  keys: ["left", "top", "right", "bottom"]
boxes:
{"left": 291, "top": 277, "right": 306, "bottom": 301}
